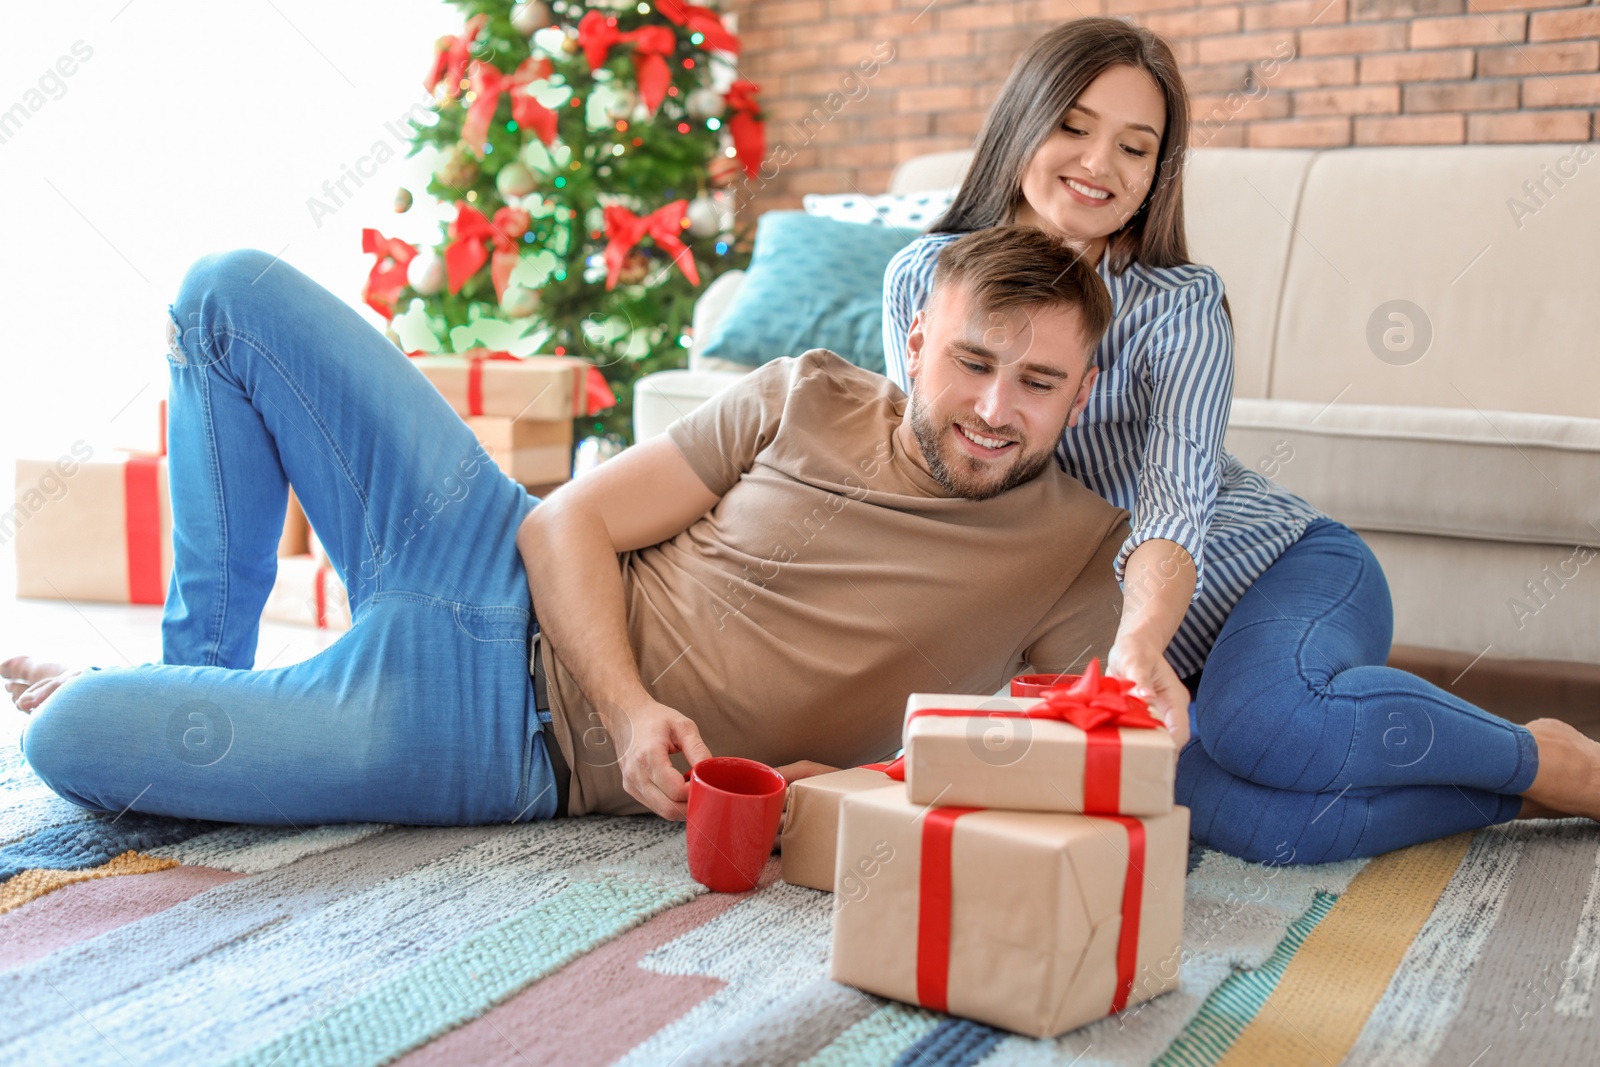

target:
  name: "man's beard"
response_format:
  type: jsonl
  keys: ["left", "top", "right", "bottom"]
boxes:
{"left": 908, "top": 387, "right": 1058, "bottom": 501}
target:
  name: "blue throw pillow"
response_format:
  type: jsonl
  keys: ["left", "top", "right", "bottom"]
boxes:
{"left": 699, "top": 211, "right": 921, "bottom": 376}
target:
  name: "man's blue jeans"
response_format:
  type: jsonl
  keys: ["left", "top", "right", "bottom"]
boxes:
{"left": 1177, "top": 519, "right": 1539, "bottom": 864}
{"left": 21, "top": 250, "right": 562, "bottom": 826}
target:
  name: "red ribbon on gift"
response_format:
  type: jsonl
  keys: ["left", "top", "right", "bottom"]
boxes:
{"left": 577, "top": 13, "right": 677, "bottom": 114}
{"left": 425, "top": 14, "right": 488, "bottom": 97}
{"left": 443, "top": 203, "right": 528, "bottom": 301}
{"left": 658, "top": 0, "right": 740, "bottom": 52}
{"left": 460, "top": 57, "right": 558, "bottom": 151}
{"left": 124, "top": 456, "right": 164, "bottom": 605}
{"left": 725, "top": 80, "right": 765, "bottom": 181}
{"left": 894, "top": 659, "right": 1162, "bottom": 812}
{"left": 158, "top": 399, "right": 167, "bottom": 458}
{"left": 603, "top": 200, "right": 699, "bottom": 291}
{"left": 361, "top": 229, "right": 418, "bottom": 321}
{"left": 406, "top": 350, "right": 617, "bottom": 418}
{"left": 313, "top": 563, "right": 330, "bottom": 629}
{"left": 914, "top": 807, "right": 1147, "bottom": 1017}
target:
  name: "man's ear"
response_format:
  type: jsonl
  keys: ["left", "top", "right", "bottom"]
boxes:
{"left": 905, "top": 308, "right": 927, "bottom": 380}
{"left": 1067, "top": 365, "right": 1099, "bottom": 428}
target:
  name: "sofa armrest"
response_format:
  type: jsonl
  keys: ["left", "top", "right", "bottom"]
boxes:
{"left": 632, "top": 368, "right": 749, "bottom": 442}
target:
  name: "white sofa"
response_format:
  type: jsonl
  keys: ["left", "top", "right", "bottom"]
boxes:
{"left": 634, "top": 145, "right": 1600, "bottom": 670}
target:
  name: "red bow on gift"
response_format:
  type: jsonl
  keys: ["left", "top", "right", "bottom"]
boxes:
{"left": 460, "top": 57, "right": 558, "bottom": 152}
{"left": 724, "top": 80, "right": 765, "bottom": 181}
{"left": 424, "top": 14, "right": 488, "bottom": 97}
{"left": 577, "top": 13, "right": 677, "bottom": 114}
{"left": 603, "top": 200, "right": 699, "bottom": 290}
{"left": 658, "top": 0, "right": 740, "bottom": 52}
{"left": 1036, "top": 660, "right": 1163, "bottom": 733}
{"left": 361, "top": 229, "right": 418, "bottom": 321}
{"left": 443, "top": 203, "right": 529, "bottom": 301}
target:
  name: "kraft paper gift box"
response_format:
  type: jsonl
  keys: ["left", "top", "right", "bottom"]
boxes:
{"left": 901, "top": 663, "right": 1176, "bottom": 817}
{"left": 261, "top": 555, "right": 351, "bottom": 631}
{"left": 830, "top": 789, "right": 1189, "bottom": 1039}
{"left": 467, "top": 416, "right": 573, "bottom": 486}
{"left": 13, "top": 453, "right": 172, "bottom": 605}
{"left": 408, "top": 353, "right": 597, "bottom": 422}
{"left": 779, "top": 766, "right": 903, "bottom": 891}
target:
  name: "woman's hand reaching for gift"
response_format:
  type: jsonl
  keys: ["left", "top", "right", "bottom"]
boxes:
{"left": 1108, "top": 638, "right": 1190, "bottom": 749}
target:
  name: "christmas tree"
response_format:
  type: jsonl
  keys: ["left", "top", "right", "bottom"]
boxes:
{"left": 362, "top": 0, "right": 763, "bottom": 440}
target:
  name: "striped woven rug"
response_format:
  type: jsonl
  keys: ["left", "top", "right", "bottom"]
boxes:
{"left": 3, "top": 739, "right": 1596, "bottom": 1065}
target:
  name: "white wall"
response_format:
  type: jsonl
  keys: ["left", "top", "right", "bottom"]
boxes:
{"left": 0, "top": 0, "right": 460, "bottom": 475}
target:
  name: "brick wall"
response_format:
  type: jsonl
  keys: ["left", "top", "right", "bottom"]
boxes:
{"left": 726, "top": 0, "right": 1600, "bottom": 211}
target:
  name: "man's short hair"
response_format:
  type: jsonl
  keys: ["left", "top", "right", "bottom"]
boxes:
{"left": 929, "top": 226, "right": 1114, "bottom": 350}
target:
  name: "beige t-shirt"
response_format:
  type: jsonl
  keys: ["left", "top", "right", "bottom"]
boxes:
{"left": 542, "top": 349, "right": 1130, "bottom": 816}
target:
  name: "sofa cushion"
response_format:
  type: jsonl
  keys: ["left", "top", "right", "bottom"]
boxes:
{"left": 1225, "top": 397, "right": 1600, "bottom": 546}
{"left": 802, "top": 191, "right": 954, "bottom": 228}
{"left": 1269, "top": 144, "right": 1600, "bottom": 418}
{"left": 698, "top": 212, "right": 920, "bottom": 375}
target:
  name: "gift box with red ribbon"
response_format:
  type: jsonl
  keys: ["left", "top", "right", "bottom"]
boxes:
{"left": 261, "top": 554, "right": 351, "bottom": 632}
{"left": 406, "top": 351, "right": 616, "bottom": 423}
{"left": 898, "top": 661, "right": 1176, "bottom": 816}
{"left": 830, "top": 788, "right": 1189, "bottom": 1038}
{"left": 467, "top": 415, "right": 573, "bottom": 486}
{"left": 13, "top": 453, "right": 172, "bottom": 605}
{"left": 779, "top": 765, "right": 902, "bottom": 892}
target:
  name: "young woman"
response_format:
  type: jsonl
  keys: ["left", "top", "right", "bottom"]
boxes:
{"left": 883, "top": 17, "right": 1600, "bottom": 864}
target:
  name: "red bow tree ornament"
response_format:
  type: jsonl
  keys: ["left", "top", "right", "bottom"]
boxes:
{"left": 658, "top": 0, "right": 740, "bottom": 52}
{"left": 724, "top": 80, "right": 765, "bottom": 180}
{"left": 361, "top": 229, "right": 418, "bottom": 321}
{"left": 424, "top": 14, "right": 488, "bottom": 97}
{"left": 443, "top": 202, "right": 528, "bottom": 301}
{"left": 576, "top": 13, "right": 678, "bottom": 114}
{"left": 1035, "top": 659, "right": 1164, "bottom": 733}
{"left": 460, "top": 57, "right": 558, "bottom": 153}
{"left": 603, "top": 200, "right": 699, "bottom": 290}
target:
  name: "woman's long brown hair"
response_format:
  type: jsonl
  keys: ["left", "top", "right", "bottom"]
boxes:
{"left": 932, "top": 17, "right": 1197, "bottom": 277}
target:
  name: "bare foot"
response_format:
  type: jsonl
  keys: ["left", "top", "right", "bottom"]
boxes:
{"left": 1, "top": 655, "right": 78, "bottom": 714}
{"left": 1522, "top": 718, "right": 1600, "bottom": 822}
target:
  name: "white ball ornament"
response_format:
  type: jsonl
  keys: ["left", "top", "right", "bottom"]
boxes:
{"left": 509, "top": 1, "right": 553, "bottom": 36}
{"left": 495, "top": 161, "right": 537, "bottom": 199}
{"left": 685, "top": 196, "right": 727, "bottom": 238}
{"left": 686, "top": 87, "right": 725, "bottom": 121}
{"left": 500, "top": 285, "right": 541, "bottom": 318}
{"left": 604, "top": 86, "right": 637, "bottom": 121}
{"left": 406, "top": 250, "right": 447, "bottom": 297}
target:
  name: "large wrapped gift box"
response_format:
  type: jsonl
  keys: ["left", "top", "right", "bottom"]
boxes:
{"left": 831, "top": 790, "right": 1189, "bottom": 1039}
{"left": 779, "top": 766, "right": 902, "bottom": 891}
{"left": 408, "top": 353, "right": 600, "bottom": 422}
{"left": 261, "top": 555, "right": 351, "bottom": 631}
{"left": 13, "top": 453, "right": 172, "bottom": 605}
{"left": 902, "top": 665, "right": 1175, "bottom": 816}
{"left": 467, "top": 416, "right": 573, "bottom": 486}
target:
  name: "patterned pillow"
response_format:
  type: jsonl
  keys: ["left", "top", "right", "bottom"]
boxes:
{"left": 698, "top": 212, "right": 921, "bottom": 375}
{"left": 802, "top": 191, "right": 954, "bottom": 230}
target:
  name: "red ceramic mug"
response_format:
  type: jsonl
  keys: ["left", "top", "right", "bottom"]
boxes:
{"left": 1009, "top": 672, "right": 1083, "bottom": 699}
{"left": 686, "top": 757, "right": 787, "bottom": 893}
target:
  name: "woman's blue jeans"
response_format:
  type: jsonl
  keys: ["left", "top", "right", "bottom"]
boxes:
{"left": 21, "top": 250, "right": 562, "bottom": 826}
{"left": 1177, "top": 518, "right": 1539, "bottom": 864}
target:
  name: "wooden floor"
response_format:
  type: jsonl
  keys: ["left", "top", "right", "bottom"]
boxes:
{"left": 1390, "top": 644, "right": 1600, "bottom": 740}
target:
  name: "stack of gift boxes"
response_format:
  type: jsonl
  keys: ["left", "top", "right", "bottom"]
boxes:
{"left": 12, "top": 352, "right": 613, "bottom": 634}
{"left": 780, "top": 662, "right": 1189, "bottom": 1039}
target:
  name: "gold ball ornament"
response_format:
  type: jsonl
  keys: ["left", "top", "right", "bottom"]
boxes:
{"left": 406, "top": 250, "right": 447, "bottom": 297}
{"left": 618, "top": 250, "right": 650, "bottom": 286}
{"left": 500, "top": 285, "right": 541, "bottom": 318}
{"left": 560, "top": 34, "right": 579, "bottom": 56}
{"left": 435, "top": 146, "right": 480, "bottom": 189}
{"left": 393, "top": 187, "right": 413, "bottom": 213}
{"left": 495, "top": 162, "right": 537, "bottom": 199}
{"left": 509, "top": 1, "right": 553, "bottom": 36}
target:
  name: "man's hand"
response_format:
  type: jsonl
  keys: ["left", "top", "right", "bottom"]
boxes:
{"left": 1108, "top": 638, "right": 1191, "bottom": 749}
{"left": 608, "top": 698, "right": 714, "bottom": 820}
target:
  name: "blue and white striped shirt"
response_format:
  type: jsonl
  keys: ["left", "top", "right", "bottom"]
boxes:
{"left": 883, "top": 232, "right": 1323, "bottom": 676}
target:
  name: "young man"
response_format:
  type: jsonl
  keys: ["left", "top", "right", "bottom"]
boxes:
{"left": 10, "top": 225, "right": 1128, "bottom": 826}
